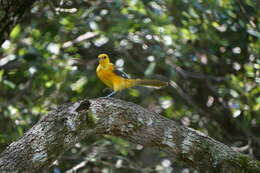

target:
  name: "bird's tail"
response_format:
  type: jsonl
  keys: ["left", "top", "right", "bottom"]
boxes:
{"left": 133, "top": 79, "right": 168, "bottom": 88}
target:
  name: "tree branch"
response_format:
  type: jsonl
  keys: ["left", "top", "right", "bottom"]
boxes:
{"left": 0, "top": 0, "right": 38, "bottom": 45}
{"left": 0, "top": 98, "right": 259, "bottom": 172}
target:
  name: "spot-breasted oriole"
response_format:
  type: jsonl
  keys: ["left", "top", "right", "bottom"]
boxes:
{"left": 96, "top": 53, "right": 168, "bottom": 97}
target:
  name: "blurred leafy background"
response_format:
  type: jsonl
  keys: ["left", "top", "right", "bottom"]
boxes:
{"left": 0, "top": 0, "right": 259, "bottom": 172}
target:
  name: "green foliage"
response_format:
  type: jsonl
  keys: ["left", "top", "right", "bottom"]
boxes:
{"left": 0, "top": 0, "right": 259, "bottom": 172}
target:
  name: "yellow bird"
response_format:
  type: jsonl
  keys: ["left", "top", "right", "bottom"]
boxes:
{"left": 96, "top": 53, "right": 168, "bottom": 97}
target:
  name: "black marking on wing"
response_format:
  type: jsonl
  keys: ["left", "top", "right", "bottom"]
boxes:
{"left": 113, "top": 69, "right": 129, "bottom": 79}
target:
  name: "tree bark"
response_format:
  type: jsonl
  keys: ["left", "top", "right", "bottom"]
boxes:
{"left": 0, "top": 98, "right": 259, "bottom": 173}
{"left": 0, "top": 0, "right": 38, "bottom": 45}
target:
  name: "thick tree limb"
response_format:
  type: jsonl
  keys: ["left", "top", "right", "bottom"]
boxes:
{"left": 0, "top": 98, "right": 259, "bottom": 172}
{"left": 0, "top": 0, "right": 38, "bottom": 45}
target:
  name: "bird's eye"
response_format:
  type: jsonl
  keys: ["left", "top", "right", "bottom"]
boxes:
{"left": 103, "top": 56, "right": 106, "bottom": 59}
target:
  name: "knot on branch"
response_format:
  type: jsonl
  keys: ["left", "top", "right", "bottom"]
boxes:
{"left": 76, "top": 99, "right": 90, "bottom": 112}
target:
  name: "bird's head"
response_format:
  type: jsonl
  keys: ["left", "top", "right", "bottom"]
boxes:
{"left": 97, "top": 53, "right": 110, "bottom": 67}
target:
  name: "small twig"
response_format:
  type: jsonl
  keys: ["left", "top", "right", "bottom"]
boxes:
{"left": 65, "top": 160, "right": 88, "bottom": 173}
{"left": 62, "top": 32, "right": 98, "bottom": 48}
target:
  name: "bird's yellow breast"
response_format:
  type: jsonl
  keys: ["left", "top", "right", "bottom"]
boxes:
{"left": 96, "top": 65, "right": 114, "bottom": 88}
{"left": 96, "top": 64, "right": 131, "bottom": 91}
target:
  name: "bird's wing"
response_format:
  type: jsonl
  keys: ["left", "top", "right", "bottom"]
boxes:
{"left": 113, "top": 68, "right": 129, "bottom": 79}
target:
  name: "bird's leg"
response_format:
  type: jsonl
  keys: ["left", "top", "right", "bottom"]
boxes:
{"left": 104, "top": 91, "right": 117, "bottom": 98}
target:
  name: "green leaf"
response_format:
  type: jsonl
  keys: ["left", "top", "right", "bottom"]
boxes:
{"left": 0, "top": 70, "right": 4, "bottom": 82}
{"left": 70, "top": 77, "right": 87, "bottom": 92}
{"left": 3, "top": 80, "right": 16, "bottom": 89}
{"left": 10, "top": 25, "right": 21, "bottom": 39}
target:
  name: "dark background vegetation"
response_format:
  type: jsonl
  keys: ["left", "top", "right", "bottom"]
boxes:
{"left": 0, "top": 0, "right": 259, "bottom": 172}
